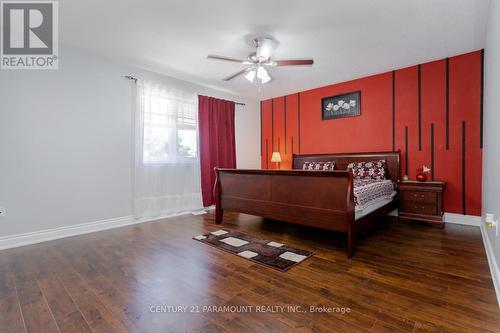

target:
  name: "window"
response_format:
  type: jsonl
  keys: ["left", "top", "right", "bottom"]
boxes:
{"left": 134, "top": 83, "right": 203, "bottom": 218}
{"left": 142, "top": 89, "right": 198, "bottom": 163}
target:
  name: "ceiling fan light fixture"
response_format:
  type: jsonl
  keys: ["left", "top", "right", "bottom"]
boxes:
{"left": 256, "top": 66, "right": 271, "bottom": 84}
{"left": 208, "top": 36, "right": 312, "bottom": 86}
{"left": 244, "top": 69, "right": 256, "bottom": 83}
{"left": 260, "top": 75, "right": 271, "bottom": 84}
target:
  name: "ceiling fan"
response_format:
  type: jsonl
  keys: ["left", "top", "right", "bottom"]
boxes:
{"left": 207, "top": 37, "right": 314, "bottom": 85}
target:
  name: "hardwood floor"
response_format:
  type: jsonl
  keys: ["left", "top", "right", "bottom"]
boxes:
{"left": 0, "top": 212, "right": 499, "bottom": 333}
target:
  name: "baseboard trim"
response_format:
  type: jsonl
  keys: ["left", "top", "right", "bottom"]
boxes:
{"left": 395, "top": 211, "right": 479, "bottom": 226}
{"left": 444, "top": 213, "right": 481, "bottom": 226}
{"left": 0, "top": 210, "right": 482, "bottom": 251}
{"left": 0, "top": 211, "right": 191, "bottom": 251}
{"left": 480, "top": 222, "right": 500, "bottom": 308}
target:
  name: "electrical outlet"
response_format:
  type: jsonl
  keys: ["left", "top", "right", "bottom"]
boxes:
{"left": 486, "top": 213, "right": 498, "bottom": 236}
{"left": 0, "top": 207, "right": 5, "bottom": 218}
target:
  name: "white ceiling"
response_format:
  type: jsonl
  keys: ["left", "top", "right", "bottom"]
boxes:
{"left": 61, "top": 0, "right": 491, "bottom": 100}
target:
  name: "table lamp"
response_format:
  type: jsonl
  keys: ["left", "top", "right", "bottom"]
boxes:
{"left": 271, "top": 151, "right": 282, "bottom": 169}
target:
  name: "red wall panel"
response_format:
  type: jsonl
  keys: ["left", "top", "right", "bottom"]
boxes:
{"left": 284, "top": 94, "right": 299, "bottom": 170}
{"left": 273, "top": 97, "right": 285, "bottom": 169}
{"left": 449, "top": 52, "right": 482, "bottom": 216}
{"left": 420, "top": 60, "right": 446, "bottom": 180}
{"left": 260, "top": 50, "right": 483, "bottom": 216}
{"left": 261, "top": 100, "right": 273, "bottom": 169}
{"left": 395, "top": 66, "right": 421, "bottom": 180}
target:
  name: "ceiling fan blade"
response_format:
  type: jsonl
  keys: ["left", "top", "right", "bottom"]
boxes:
{"left": 207, "top": 55, "right": 249, "bottom": 64}
{"left": 267, "top": 59, "right": 314, "bottom": 66}
{"left": 223, "top": 68, "right": 251, "bottom": 81}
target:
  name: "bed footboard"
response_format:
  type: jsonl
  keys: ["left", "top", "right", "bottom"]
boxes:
{"left": 213, "top": 168, "right": 358, "bottom": 257}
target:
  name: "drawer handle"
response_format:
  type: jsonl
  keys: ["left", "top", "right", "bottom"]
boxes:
{"left": 413, "top": 194, "right": 425, "bottom": 198}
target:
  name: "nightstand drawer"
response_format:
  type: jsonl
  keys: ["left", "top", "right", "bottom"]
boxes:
{"left": 400, "top": 202, "right": 437, "bottom": 215}
{"left": 401, "top": 191, "right": 437, "bottom": 203}
{"left": 399, "top": 181, "right": 445, "bottom": 227}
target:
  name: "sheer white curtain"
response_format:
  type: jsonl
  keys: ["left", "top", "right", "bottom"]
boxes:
{"left": 133, "top": 81, "right": 203, "bottom": 219}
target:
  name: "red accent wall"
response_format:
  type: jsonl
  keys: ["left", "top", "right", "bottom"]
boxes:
{"left": 260, "top": 50, "right": 483, "bottom": 216}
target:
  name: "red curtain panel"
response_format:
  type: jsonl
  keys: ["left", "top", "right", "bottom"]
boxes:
{"left": 198, "top": 95, "right": 236, "bottom": 206}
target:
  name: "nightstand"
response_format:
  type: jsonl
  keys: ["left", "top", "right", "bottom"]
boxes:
{"left": 398, "top": 181, "right": 446, "bottom": 228}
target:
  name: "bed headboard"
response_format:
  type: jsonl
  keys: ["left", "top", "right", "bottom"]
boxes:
{"left": 292, "top": 151, "right": 401, "bottom": 183}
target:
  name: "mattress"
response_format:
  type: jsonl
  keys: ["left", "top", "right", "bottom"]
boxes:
{"left": 353, "top": 179, "right": 397, "bottom": 220}
{"left": 355, "top": 196, "right": 394, "bottom": 220}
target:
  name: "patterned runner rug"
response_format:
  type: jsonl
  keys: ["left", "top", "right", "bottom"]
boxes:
{"left": 193, "top": 229, "right": 313, "bottom": 271}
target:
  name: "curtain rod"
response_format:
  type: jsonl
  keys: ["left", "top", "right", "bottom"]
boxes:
{"left": 123, "top": 75, "right": 246, "bottom": 106}
{"left": 124, "top": 75, "right": 138, "bottom": 83}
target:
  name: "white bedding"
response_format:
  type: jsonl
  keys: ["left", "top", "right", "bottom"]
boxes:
{"left": 355, "top": 195, "right": 395, "bottom": 221}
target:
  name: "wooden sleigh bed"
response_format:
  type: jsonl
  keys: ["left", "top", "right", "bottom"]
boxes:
{"left": 213, "top": 151, "right": 401, "bottom": 258}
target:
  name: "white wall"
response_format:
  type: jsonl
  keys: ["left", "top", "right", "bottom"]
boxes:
{"left": 483, "top": 0, "right": 500, "bottom": 284}
{"left": 235, "top": 104, "right": 261, "bottom": 169}
{"left": 0, "top": 45, "right": 260, "bottom": 238}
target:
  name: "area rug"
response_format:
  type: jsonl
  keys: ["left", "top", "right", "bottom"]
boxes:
{"left": 193, "top": 229, "right": 313, "bottom": 271}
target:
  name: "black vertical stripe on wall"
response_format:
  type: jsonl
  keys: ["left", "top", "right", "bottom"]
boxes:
{"left": 278, "top": 137, "right": 280, "bottom": 152}
{"left": 418, "top": 65, "right": 422, "bottom": 151}
{"left": 431, "top": 123, "right": 435, "bottom": 181}
{"left": 266, "top": 139, "right": 269, "bottom": 169}
{"left": 405, "top": 126, "right": 409, "bottom": 175}
{"left": 462, "top": 121, "right": 466, "bottom": 215}
{"left": 284, "top": 96, "right": 287, "bottom": 154}
{"left": 392, "top": 70, "right": 396, "bottom": 151}
{"left": 298, "top": 93, "right": 301, "bottom": 153}
{"left": 291, "top": 137, "right": 294, "bottom": 155}
{"left": 446, "top": 58, "right": 450, "bottom": 150}
{"left": 271, "top": 99, "right": 274, "bottom": 151}
{"left": 480, "top": 49, "right": 484, "bottom": 149}
{"left": 260, "top": 101, "right": 262, "bottom": 156}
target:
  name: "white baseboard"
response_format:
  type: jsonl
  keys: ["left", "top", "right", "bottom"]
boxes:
{"left": 395, "top": 211, "right": 480, "bottom": 226}
{"left": 480, "top": 222, "right": 500, "bottom": 308}
{"left": 388, "top": 209, "right": 398, "bottom": 217}
{"left": 444, "top": 213, "right": 481, "bottom": 226}
{"left": 0, "top": 211, "right": 190, "bottom": 251}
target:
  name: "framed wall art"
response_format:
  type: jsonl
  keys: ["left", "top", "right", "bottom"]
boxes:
{"left": 321, "top": 91, "right": 361, "bottom": 120}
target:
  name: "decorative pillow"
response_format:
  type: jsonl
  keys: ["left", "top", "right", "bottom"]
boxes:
{"left": 347, "top": 160, "right": 387, "bottom": 180}
{"left": 302, "top": 161, "right": 336, "bottom": 171}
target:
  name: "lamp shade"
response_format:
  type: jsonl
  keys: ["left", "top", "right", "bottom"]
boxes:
{"left": 244, "top": 69, "right": 256, "bottom": 83}
{"left": 271, "top": 151, "right": 282, "bottom": 163}
{"left": 256, "top": 66, "right": 271, "bottom": 84}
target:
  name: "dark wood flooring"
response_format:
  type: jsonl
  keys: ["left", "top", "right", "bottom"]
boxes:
{"left": 0, "top": 212, "right": 499, "bottom": 333}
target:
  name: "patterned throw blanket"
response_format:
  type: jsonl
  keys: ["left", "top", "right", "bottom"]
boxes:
{"left": 353, "top": 179, "right": 397, "bottom": 211}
